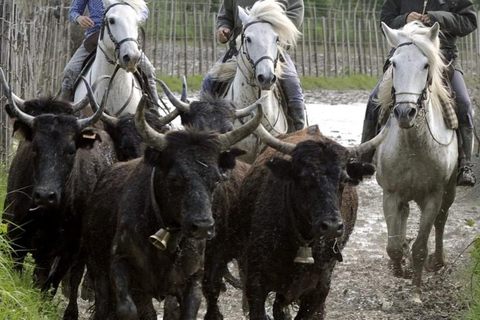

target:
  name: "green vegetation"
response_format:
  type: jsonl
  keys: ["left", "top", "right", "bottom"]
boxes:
{"left": 0, "top": 173, "right": 62, "bottom": 319}
{"left": 158, "top": 74, "right": 378, "bottom": 93}
{"left": 461, "top": 237, "right": 480, "bottom": 320}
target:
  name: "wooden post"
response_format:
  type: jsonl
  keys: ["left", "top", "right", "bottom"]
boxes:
{"left": 313, "top": 5, "right": 318, "bottom": 77}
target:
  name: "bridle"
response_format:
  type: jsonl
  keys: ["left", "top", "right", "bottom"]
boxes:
{"left": 239, "top": 20, "right": 279, "bottom": 85}
{"left": 390, "top": 41, "right": 431, "bottom": 110}
{"left": 99, "top": 3, "right": 141, "bottom": 65}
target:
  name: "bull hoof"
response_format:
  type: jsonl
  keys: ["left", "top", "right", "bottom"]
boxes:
{"left": 204, "top": 310, "right": 224, "bottom": 320}
{"left": 425, "top": 254, "right": 445, "bottom": 272}
{"left": 410, "top": 291, "right": 423, "bottom": 305}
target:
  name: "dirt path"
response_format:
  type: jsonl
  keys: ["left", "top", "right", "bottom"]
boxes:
{"left": 74, "top": 90, "right": 480, "bottom": 319}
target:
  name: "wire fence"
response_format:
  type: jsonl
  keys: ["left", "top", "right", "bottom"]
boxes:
{"left": 0, "top": 0, "right": 479, "bottom": 164}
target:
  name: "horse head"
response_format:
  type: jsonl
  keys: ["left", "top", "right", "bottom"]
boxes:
{"left": 101, "top": 0, "right": 147, "bottom": 72}
{"left": 237, "top": 0, "right": 300, "bottom": 90}
{"left": 380, "top": 22, "right": 449, "bottom": 129}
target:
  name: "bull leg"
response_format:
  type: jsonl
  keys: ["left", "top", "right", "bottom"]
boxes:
{"left": 383, "top": 191, "right": 410, "bottom": 278}
{"left": 203, "top": 252, "right": 230, "bottom": 320}
{"left": 272, "top": 294, "right": 292, "bottom": 320}
{"left": 427, "top": 179, "right": 456, "bottom": 272}
{"left": 294, "top": 262, "right": 335, "bottom": 320}
{"left": 91, "top": 267, "right": 116, "bottom": 320}
{"left": 63, "top": 257, "right": 86, "bottom": 320}
{"left": 132, "top": 292, "right": 156, "bottom": 320}
{"left": 245, "top": 272, "right": 269, "bottom": 320}
{"left": 164, "top": 296, "right": 180, "bottom": 320}
{"left": 179, "top": 275, "right": 203, "bottom": 320}
{"left": 411, "top": 195, "right": 443, "bottom": 304}
{"left": 111, "top": 257, "right": 138, "bottom": 320}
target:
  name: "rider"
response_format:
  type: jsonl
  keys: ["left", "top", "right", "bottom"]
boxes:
{"left": 361, "top": 0, "right": 478, "bottom": 186}
{"left": 61, "top": 0, "right": 162, "bottom": 110}
{"left": 202, "top": 0, "right": 306, "bottom": 132}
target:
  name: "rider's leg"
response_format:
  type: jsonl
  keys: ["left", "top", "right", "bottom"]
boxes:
{"left": 360, "top": 78, "right": 382, "bottom": 162}
{"left": 61, "top": 42, "right": 90, "bottom": 101}
{"left": 280, "top": 53, "right": 305, "bottom": 132}
{"left": 451, "top": 70, "right": 476, "bottom": 186}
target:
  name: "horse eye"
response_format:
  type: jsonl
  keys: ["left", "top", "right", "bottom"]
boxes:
{"left": 245, "top": 37, "right": 251, "bottom": 44}
{"left": 276, "top": 37, "right": 279, "bottom": 44}
{"left": 391, "top": 61, "right": 396, "bottom": 68}
{"left": 109, "top": 18, "right": 115, "bottom": 25}
{"left": 424, "top": 63, "right": 429, "bottom": 69}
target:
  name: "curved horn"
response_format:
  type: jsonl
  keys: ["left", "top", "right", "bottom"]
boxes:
{"left": 155, "top": 78, "right": 190, "bottom": 113}
{"left": 72, "top": 75, "right": 111, "bottom": 113}
{"left": 217, "top": 103, "right": 263, "bottom": 151}
{"left": 235, "top": 96, "right": 267, "bottom": 118}
{"left": 134, "top": 95, "right": 167, "bottom": 150}
{"left": 76, "top": 77, "right": 106, "bottom": 129}
{"left": 156, "top": 108, "right": 181, "bottom": 128}
{"left": 0, "top": 68, "right": 34, "bottom": 127}
{"left": 348, "top": 118, "right": 391, "bottom": 159}
{"left": 180, "top": 76, "right": 188, "bottom": 102}
{"left": 254, "top": 124, "right": 295, "bottom": 154}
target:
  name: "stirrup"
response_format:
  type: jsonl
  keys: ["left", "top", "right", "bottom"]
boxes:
{"left": 457, "top": 164, "right": 476, "bottom": 187}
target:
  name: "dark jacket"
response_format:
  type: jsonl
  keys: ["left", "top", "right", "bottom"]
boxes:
{"left": 381, "top": 0, "right": 477, "bottom": 64}
{"left": 217, "top": 0, "right": 304, "bottom": 48}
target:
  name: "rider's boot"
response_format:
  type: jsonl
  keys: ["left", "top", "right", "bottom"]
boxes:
{"left": 288, "top": 103, "right": 306, "bottom": 132}
{"left": 457, "top": 125, "right": 476, "bottom": 186}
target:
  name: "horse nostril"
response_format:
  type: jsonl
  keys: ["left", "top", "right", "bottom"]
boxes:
{"left": 408, "top": 108, "right": 417, "bottom": 120}
{"left": 393, "top": 107, "right": 400, "bottom": 119}
{"left": 271, "top": 75, "right": 277, "bottom": 84}
{"left": 257, "top": 74, "right": 265, "bottom": 85}
{"left": 123, "top": 54, "right": 131, "bottom": 63}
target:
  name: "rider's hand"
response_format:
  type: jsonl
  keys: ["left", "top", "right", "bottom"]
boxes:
{"left": 406, "top": 12, "right": 422, "bottom": 23}
{"left": 77, "top": 16, "right": 94, "bottom": 29}
{"left": 420, "top": 14, "right": 432, "bottom": 26}
{"left": 217, "top": 27, "right": 231, "bottom": 44}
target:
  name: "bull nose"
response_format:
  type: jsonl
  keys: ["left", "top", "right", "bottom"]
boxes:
{"left": 188, "top": 220, "right": 215, "bottom": 240}
{"left": 34, "top": 188, "right": 60, "bottom": 208}
{"left": 319, "top": 217, "right": 344, "bottom": 239}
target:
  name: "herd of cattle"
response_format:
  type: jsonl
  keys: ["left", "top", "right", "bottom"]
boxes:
{"left": 0, "top": 68, "right": 380, "bottom": 320}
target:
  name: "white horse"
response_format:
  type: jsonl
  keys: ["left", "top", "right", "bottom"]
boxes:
{"left": 209, "top": 0, "right": 301, "bottom": 163}
{"left": 375, "top": 22, "right": 458, "bottom": 303}
{"left": 74, "top": 0, "right": 147, "bottom": 116}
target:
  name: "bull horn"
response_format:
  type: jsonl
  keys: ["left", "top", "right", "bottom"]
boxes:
{"left": 235, "top": 96, "right": 267, "bottom": 118}
{"left": 155, "top": 78, "right": 190, "bottom": 113}
{"left": 76, "top": 77, "right": 106, "bottom": 129}
{"left": 72, "top": 75, "right": 111, "bottom": 113}
{"left": 217, "top": 103, "right": 263, "bottom": 151}
{"left": 135, "top": 95, "right": 167, "bottom": 150}
{"left": 157, "top": 108, "right": 181, "bottom": 128}
{"left": 348, "top": 118, "right": 391, "bottom": 159}
{"left": 254, "top": 124, "right": 295, "bottom": 154}
{"left": 180, "top": 76, "right": 188, "bottom": 102}
{"left": 0, "top": 68, "right": 34, "bottom": 127}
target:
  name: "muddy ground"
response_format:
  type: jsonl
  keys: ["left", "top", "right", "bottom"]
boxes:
{"left": 73, "top": 89, "right": 480, "bottom": 319}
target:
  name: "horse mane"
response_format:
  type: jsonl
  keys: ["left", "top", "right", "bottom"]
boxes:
{"left": 112, "top": 0, "right": 148, "bottom": 17}
{"left": 246, "top": 0, "right": 301, "bottom": 49}
{"left": 377, "top": 22, "right": 452, "bottom": 116}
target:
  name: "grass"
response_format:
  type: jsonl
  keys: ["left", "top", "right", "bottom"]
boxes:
{"left": 0, "top": 172, "right": 62, "bottom": 319}
{"left": 157, "top": 74, "right": 379, "bottom": 93}
{"left": 461, "top": 237, "right": 480, "bottom": 320}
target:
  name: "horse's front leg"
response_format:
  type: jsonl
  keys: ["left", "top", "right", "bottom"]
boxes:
{"left": 412, "top": 194, "right": 443, "bottom": 303}
{"left": 426, "top": 178, "right": 456, "bottom": 272}
{"left": 383, "top": 191, "right": 410, "bottom": 278}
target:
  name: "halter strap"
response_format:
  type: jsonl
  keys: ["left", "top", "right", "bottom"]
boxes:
{"left": 240, "top": 20, "right": 279, "bottom": 73}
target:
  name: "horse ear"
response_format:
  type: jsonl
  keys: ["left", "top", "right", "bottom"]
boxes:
{"left": 381, "top": 22, "right": 400, "bottom": 47}
{"left": 237, "top": 6, "right": 249, "bottom": 24}
{"left": 428, "top": 22, "right": 440, "bottom": 42}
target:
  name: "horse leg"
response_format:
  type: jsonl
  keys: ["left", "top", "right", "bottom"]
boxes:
{"left": 426, "top": 179, "right": 456, "bottom": 272}
{"left": 383, "top": 191, "right": 409, "bottom": 277}
{"left": 411, "top": 195, "right": 443, "bottom": 304}
{"left": 111, "top": 257, "right": 137, "bottom": 319}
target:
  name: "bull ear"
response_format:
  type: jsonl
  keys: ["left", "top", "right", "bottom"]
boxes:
{"left": 77, "top": 128, "right": 102, "bottom": 149}
{"left": 219, "top": 148, "right": 246, "bottom": 172}
{"left": 265, "top": 157, "right": 294, "bottom": 181}
{"left": 7, "top": 104, "right": 32, "bottom": 141}
{"left": 346, "top": 161, "right": 376, "bottom": 185}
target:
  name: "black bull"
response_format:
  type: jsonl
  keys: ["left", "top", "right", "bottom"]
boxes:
{"left": 82, "top": 101, "right": 263, "bottom": 319}
{"left": 203, "top": 125, "right": 378, "bottom": 320}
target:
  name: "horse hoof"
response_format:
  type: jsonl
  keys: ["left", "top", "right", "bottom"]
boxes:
{"left": 410, "top": 292, "right": 423, "bottom": 305}
{"left": 425, "top": 254, "right": 445, "bottom": 272}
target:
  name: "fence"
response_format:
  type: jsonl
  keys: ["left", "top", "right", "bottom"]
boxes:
{"left": 0, "top": 0, "right": 479, "bottom": 164}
